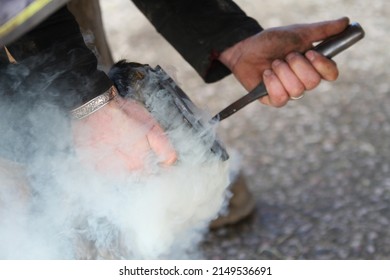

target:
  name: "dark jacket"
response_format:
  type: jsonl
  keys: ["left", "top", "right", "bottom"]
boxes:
{"left": 1, "top": 1, "right": 262, "bottom": 109}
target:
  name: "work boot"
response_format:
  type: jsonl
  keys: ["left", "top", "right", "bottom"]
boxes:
{"left": 209, "top": 171, "right": 256, "bottom": 229}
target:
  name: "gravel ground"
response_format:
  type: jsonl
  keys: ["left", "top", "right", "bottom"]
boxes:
{"left": 101, "top": 0, "right": 390, "bottom": 259}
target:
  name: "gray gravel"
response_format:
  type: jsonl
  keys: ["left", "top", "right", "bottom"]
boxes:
{"left": 101, "top": 0, "right": 390, "bottom": 259}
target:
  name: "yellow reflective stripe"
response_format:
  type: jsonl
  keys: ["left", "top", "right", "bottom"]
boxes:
{"left": 0, "top": 0, "right": 52, "bottom": 37}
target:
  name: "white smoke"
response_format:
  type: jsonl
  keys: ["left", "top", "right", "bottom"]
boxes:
{"left": 0, "top": 63, "right": 231, "bottom": 259}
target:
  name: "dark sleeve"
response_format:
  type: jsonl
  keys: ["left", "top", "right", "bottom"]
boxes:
{"left": 131, "top": 0, "right": 263, "bottom": 83}
{"left": 3, "top": 6, "right": 112, "bottom": 110}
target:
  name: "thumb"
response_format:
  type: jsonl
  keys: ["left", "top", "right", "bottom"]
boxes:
{"left": 147, "top": 124, "right": 177, "bottom": 166}
{"left": 121, "top": 98, "right": 177, "bottom": 166}
{"left": 303, "top": 17, "right": 350, "bottom": 43}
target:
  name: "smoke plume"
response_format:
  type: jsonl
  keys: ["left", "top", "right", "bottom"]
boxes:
{"left": 0, "top": 58, "right": 231, "bottom": 259}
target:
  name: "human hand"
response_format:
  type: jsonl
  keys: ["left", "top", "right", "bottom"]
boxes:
{"left": 219, "top": 17, "right": 350, "bottom": 107}
{"left": 72, "top": 95, "right": 177, "bottom": 173}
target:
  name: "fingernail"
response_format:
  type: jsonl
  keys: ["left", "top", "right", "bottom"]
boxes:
{"left": 306, "top": 50, "right": 316, "bottom": 62}
{"left": 272, "top": 59, "right": 282, "bottom": 67}
{"left": 263, "top": 69, "right": 273, "bottom": 77}
{"left": 286, "top": 52, "right": 297, "bottom": 62}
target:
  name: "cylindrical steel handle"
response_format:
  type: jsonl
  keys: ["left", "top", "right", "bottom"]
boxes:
{"left": 313, "top": 22, "right": 365, "bottom": 58}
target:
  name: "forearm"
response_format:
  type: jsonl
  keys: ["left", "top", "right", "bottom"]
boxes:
{"left": 132, "top": 0, "right": 262, "bottom": 83}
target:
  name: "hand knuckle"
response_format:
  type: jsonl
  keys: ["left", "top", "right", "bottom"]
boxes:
{"left": 305, "top": 74, "right": 321, "bottom": 90}
{"left": 271, "top": 93, "right": 289, "bottom": 107}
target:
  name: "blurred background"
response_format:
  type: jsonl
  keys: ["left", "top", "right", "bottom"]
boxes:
{"left": 99, "top": 0, "right": 390, "bottom": 259}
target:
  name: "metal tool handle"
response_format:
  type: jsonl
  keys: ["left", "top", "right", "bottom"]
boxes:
{"left": 313, "top": 22, "right": 365, "bottom": 58}
{"left": 213, "top": 22, "right": 365, "bottom": 121}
